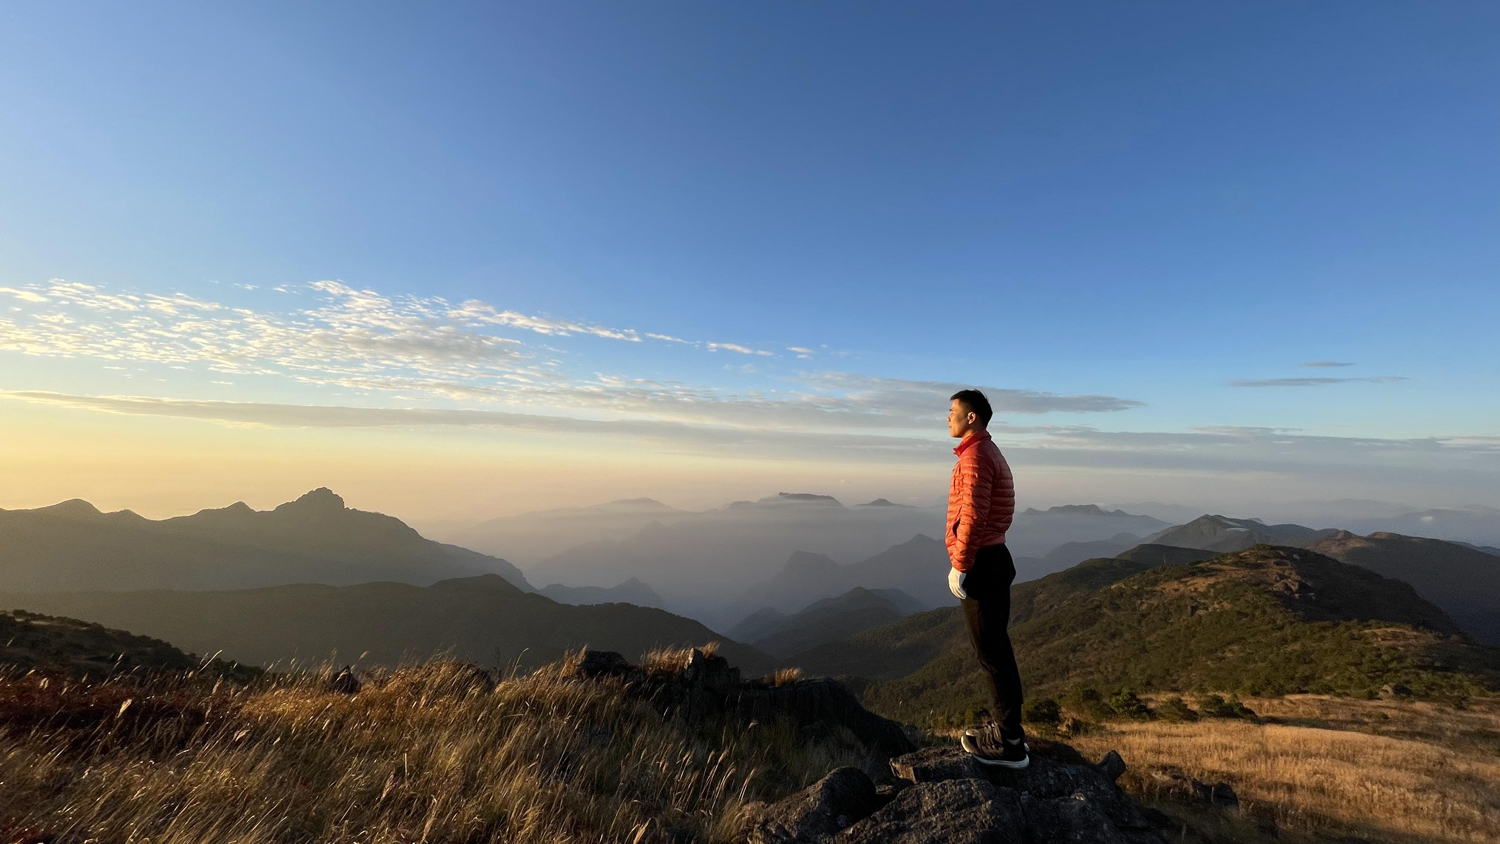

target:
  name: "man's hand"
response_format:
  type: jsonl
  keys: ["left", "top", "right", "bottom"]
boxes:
{"left": 948, "top": 566, "right": 968, "bottom": 600}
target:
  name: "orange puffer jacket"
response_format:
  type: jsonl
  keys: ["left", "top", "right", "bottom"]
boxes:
{"left": 945, "top": 429, "right": 1015, "bottom": 572}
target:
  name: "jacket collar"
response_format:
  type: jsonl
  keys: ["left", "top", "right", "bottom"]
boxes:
{"left": 954, "top": 428, "right": 991, "bottom": 456}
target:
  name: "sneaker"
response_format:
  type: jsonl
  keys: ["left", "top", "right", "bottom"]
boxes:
{"left": 961, "top": 725, "right": 1029, "bottom": 769}
{"left": 963, "top": 724, "right": 1029, "bottom": 752}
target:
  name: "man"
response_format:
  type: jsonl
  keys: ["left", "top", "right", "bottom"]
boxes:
{"left": 945, "top": 389, "right": 1027, "bottom": 768}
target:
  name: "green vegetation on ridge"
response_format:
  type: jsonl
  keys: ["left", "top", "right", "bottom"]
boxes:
{"left": 804, "top": 545, "right": 1500, "bottom": 728}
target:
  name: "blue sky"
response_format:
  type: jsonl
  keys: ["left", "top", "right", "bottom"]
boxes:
{"left": 1, "top": 2, "right": 1496, "bottom": 518}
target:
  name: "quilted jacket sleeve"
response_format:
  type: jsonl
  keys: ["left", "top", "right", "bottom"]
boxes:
{"left": 949, "top": 450, "right": 994, "bottom": 571}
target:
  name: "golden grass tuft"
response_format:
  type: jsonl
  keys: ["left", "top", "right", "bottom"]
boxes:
{"left": 1066, "top": 694, "right": 1500, "bottom": 844}
{"left": 771, "top": 667, "right": 803, "bottom": 687}
{"left": 0, "top": 656, "right": 883, "bottom": 843}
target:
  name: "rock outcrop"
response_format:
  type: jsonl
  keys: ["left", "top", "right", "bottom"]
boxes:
{"left": 748, "top": 739, "right": 1165, "bottom": 844}
{"left": 569, "top": 648, "right": 916, "bottom": 758}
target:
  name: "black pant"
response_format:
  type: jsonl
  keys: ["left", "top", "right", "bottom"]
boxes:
{"left": 961, "top": 543, "right": 1024, "bottom": 739}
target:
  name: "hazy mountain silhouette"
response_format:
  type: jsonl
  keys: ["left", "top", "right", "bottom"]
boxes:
{"left": 528, "top": 493, "right": 945, "bottom": 622}
{"left": 1144, "top": 514, "right": 1335, "bottom": 553}
{"left": 0, "top": 489, "right": 532, "bottom": 593}
{"left": 1304, "top": 531, "right": 1500, "bottom": 645}
{"left": 1334, "top": 506, "right": 1500, "bottom": 548}
{"left": 1005, "top": 506, "right": 1170, "bottom": 558}
{"left": 441, "top": 497, "right": 692, "bottom": 565}
{"left": 0, "top": 574, "right": 776, "bottom": 675}
{"left": 1012, "top": 534, "right": 1142, "bottom": 583}
{"left": 732, "top": 534, "right": 952, "bottom": 622}
{"left": 744, "top": 587, "right": 925, "bottom": 658}
{"left": 512, "top": 497, "right": 1172, "bottom": 625}
{"left": 537, "top": 577, "right": 664, "bottom": 608}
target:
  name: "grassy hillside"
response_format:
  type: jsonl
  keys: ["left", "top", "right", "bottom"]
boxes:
{"left": 0, "top": 574, "right": 778, "bottom": 676}
{"left": 0, "top": 610, "right": 255, "bottom": 681}
{"left": 0, "top": 650, "right": 885, "bottom": 844}
{"left": 793, "top": 546, "right": 1498, "bottom": 727}
{"left": 1305, "top": 531, "right": 1500, "bottom": 645}
{"left": 1066, "top": 694, "right": 1500, "bottom": 844}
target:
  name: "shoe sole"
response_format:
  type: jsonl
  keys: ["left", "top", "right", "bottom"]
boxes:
{"left": 961, "top": 734, "right": 1030, "bottom": 769}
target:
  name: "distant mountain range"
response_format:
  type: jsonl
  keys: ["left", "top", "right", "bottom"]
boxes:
{"left": 729, "top": 586, "right": 926, "bottom": 658}
{"left": 1333, "top": 506, "right": 1500, "bottom": 548}
{"left": 536, "top": 577, "right": 664, "bottom": 608}
{"left": 733, "top": 534, "right": 952, "bottom": 618}
{"left": 528, "top": 493, "right": 945, "bottom": 623}
{"left": 520, "top": 498, "right": 1175, "bottom": 625}
{"left": 0, "top": 488, "right": 532, "bottom": 593}
{"left": 0, "top": 574, "right": 777, "bottom": 676}
{"left": 442, "top": 497, "right": 693, "bottom": 565}
{"left": 1143, "top": 514, "right": 1336, "bottom": 552}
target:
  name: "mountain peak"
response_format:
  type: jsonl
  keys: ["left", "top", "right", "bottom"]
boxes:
{"left": 37, "top": 499, "right": 103, "bottom": 518}
{"left": 281, "top": 488, "right": 346, "bottom": 513}
{"left": 857, "top": 498, "right": 905, "bottom": 507}
{"left": 784, "top": 551, "right": 839, "bottom": 572}
{"left": 1021, "top": 504, "right": 1134, "bottom": 517}
{"left": 775, "top": 492, "right": 842, "bottom": 505}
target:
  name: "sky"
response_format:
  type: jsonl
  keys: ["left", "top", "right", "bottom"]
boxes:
{"left": 1, "top": 1, "right": 1497, "bottom": 522}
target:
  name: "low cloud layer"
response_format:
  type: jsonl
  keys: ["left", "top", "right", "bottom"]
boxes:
{"left": 7, "top": 391, "right": 1496, "bottom": 496}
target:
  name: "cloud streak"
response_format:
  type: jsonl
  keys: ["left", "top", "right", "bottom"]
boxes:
{"left": 1228, "top": 376, "right": 1407, "bottom": 388}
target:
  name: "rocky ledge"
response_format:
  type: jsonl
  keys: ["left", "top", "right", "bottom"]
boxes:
{"left": 571, "top": 648, "right": 915, "bottom": 758}
{"left": 746, "top": 740, "right": 1165, "bottom": 844}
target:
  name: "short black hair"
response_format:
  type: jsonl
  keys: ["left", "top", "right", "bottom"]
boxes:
{"left": 950, "top": 389, "right": 993, "bottom": 426}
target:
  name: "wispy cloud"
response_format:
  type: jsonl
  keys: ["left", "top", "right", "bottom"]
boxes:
{"left": 0, "top": 279, "right": 1143, "bottom": 437}
{"left": 1300, "top": 361, "right": 1356, "bottom": 368}
{"left": 1228, "top": 376, "right": 1407, "bottom": 388}
{"left": 706, "top": 342, "right": 774, "bottom": 356}
{"left": 0, "top": 286, "right": 48, "bottom": 303}
{"left": 801, "top": 373, "right": 1146, "bottom": 417}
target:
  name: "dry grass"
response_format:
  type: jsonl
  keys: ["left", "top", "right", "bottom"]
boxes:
{"left": 1066, "top": 694, "right": 1500, "bottom": 844}
{"left": 0, "top": 649, "right": 883, "bottom": 844}
{"left": 771, "top": 667, "right": 803, "bottom": 687}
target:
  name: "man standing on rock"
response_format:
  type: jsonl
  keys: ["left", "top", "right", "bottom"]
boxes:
{"left": 945, "top": 389, "right": 1028, "bottom": 769}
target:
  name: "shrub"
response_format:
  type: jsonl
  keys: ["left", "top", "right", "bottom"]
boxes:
{"left": 1060, "top": 686, "right": 1114, "bottom": 721}
{"left": 1108, "top": 690, "right": 1150, "bottom": 720}
{"left": 1022, "top": 698, "right": 1061, "bottom": 726}
{"left": 1158, "top": 696, "right": 1199, "bottom": 722}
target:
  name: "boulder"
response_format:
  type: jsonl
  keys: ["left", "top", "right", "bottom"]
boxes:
{"left": 1097, "top": 750, "right": 1127, "bottom": 784}
{"left": 570, "top": 649, "right": 640, "bottom": 680}
{"left": 1145, "top": 768, "right": 1239, "bottom": 810}
{"left": 889, "top": 745, "right": 979, "bottom": 783}
{"left": 327, "top": 665, "right": 361, "bottom": 695}
{"left": 1020, "top": 792, "right": 1131, "bottom": 844}
{"left": 867, "top": 744, "right": 1164, "bottom": 844}
{"left": 746, "top": 767, "right": 882, "bottom": 844}
{"left": 838, "top": 779, "right": 1027, "bottom": 844}
{"left": 568, "top": 650, "right": 913, "bottom": 760}
{"left": 733, "top": 678, "right": 914, "bottom": 758}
